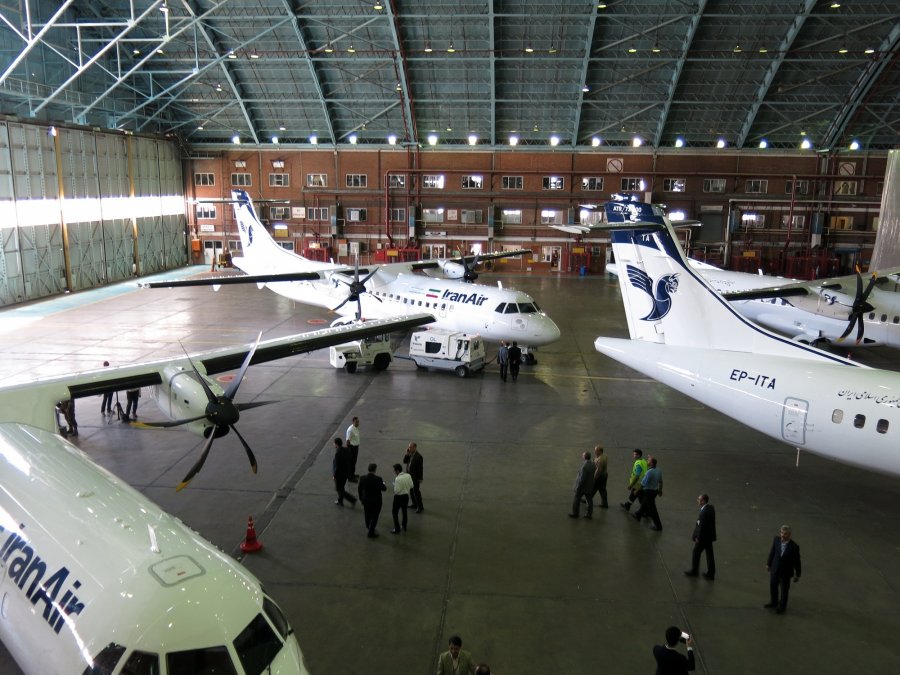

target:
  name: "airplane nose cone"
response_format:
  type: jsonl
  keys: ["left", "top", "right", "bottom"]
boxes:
{"left": 532, "top": 317, "right": 561, "bottom": 346}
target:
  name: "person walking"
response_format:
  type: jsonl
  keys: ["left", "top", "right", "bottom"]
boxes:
{"left": 403, "top": 442, "right": 424, "bottom": 512}
{"left": 568, "top": 451, "right": 595, "bottom": 519}
{"left": 507, "top": 341, "right": 522, "bottom": 381}
{"left": 620, "top": 448, "right": 648, "bottom": 511}
{"left": 685, "top": 494, "right": 716, "bottom": 580}
{"left": 125, "top": 387, "right": 140, "bottom": 420}
{"left": 391, "top": 463, "right": 413, "bottom": 533}
{"left": 765, "top": 525, "right": 801, "bottom": 614}
{"left": 345, "top": 416, "right": 361, "bottom": 482}
{"left": 437, "top": 635, "right": 477, "bottom": 675}
{"left": 591, "top": 444, "right": 609, "bottom": 509}
{"left": 357, "top": 463, "right": 386, "bottom": 538}
{"left": 632, "top": 457, "right": 663, "bottom": 530}
{"left": 100, "top": 361, "right": 114, "bottom": 415}
{"left": 332, "top": 437, "right": 357, "bottom": 507}
{"left": 497, "top": 341, "right": 509, "bottom": 381}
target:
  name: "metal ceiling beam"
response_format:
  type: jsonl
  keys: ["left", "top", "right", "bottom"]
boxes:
{"left": 32, "top": 0, "right": 164, "bottom": 115}
{"left": 571, "top": 3, "right": 599, "bottom": 146}
{"left": 281, "top": 0, "right": 334, "bottom": 144}
{"left": 384, "top": 0, "right": 415, "bottom": 144}
{"left": 0, "top": 1, "right": 75, "bottom": 87}
{"left": 489, "top": 2, "right": 496, "bottom": 145}
{"left": 652, "top": 1, "right": 706, "bottom": 148}
{"left": 821, "top": 22, "right": 900, "bottom": 151}
{"left": 735, "top": 0, "right": 816, "bottom": 149}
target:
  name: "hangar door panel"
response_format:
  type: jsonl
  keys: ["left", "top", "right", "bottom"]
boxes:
{"left": 96, "top": 134, "right": 134, "bottom": 282}
{"left": 132, "top": 137, "right": 166, "bottom": 274}
{"left": 157, "top": 141, "right": 188, "bottom": 268}
{"left": 59, "top": 128, "right": 104, "bottom": 291}
{"left": 0, "top": 123, "right": 25, "bottom": 306}
{"left": 18, "top": 224, "right": 65, "bottom": 298}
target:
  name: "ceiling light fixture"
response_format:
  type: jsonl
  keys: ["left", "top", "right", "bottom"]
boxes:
{"left": 160, "top": 1, "right": 169, "bottom": 13}
{"left": 525, "top": 44, "right": 534, "bottom": 53}
{"left": 733, "top": 44, "right": 742, "bottom": 53}
{"left": 675, "top": 137, "right": 684, "bottom": 148}
{"left": 716, "top": 138, "right": 726, "bottom": 148}
{"left": 227, "top": 51, "right": 237, "bottom": 59}
{"left": 591, "top": 137, "right": 600, "bottom": 147}
{"left": 424, "top": 42, "right": 433, "bottom": 53}
{"left": 249, "top": 51, "right": 259, "bottom": 59}
{"left": 849, "top": 139, "right": 860, "bottom": 150}
{"left": 447, "top": 43, "right": 456, "bottom": 53}
{"left": 349, "top": 134, "right": 358, "bottom": 144}
{"left": 864, "top": 48, "right": 874, "bottom": 54}
{"left": 838, "top": 46, "right": 848, "bottom": 54}
{"left": 231, "top": 135, "right": 240, "bottom": 144}
{"left": 468, "top": 134, "right": 478, "bottom": 146}
{"left": 347, "top": 44, "right": 355, "bottom": 53}
{"left": 387, "top": 134, "right": 397, "bottom": 145}
{"left": 800, "top": 138, "right": 812, "bottom": 149}
{"left": 758, "top": 139, "right": 768, "bottom": 149}
{"left": 427, "top": 134, "right": 438, "bottom": 146}
{"left": 548, "top": 44, "right": 557, "bottom": 54}
{"left": 632, "top": 136, "right": 643, "bottom": 147}
{"left": 324, "top": 44, "right": 334, "bottom": 53}
{"left": 582, "top": 85, "right": 589, "bottom": 93}
{"left": 374, "top": 2, "right": 383, "bottom": 9}
{"left": 272, "top": 137, "right": 279, "bottom": 145}
{"left": 550, "top": 135, "right": 560, "bottom": 146}
{"left": 627, "top": 45, "right": 637, "bottom": 54}
{"left": 309, "top": 135, "right": 318, "bottom": 144}
{"left": 509, "top": 135, "right": 519, "bottom": 146}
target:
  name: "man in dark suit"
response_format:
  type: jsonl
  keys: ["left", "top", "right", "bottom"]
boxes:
{"left": 357, "top": 463, "right": 387, "bottom": 538}
{"left": 685, "top": 493, "right": 716, "bottom": 580}
{"left": 568, "top": 451, "right": 595, "bottom": 519}
{"left": 652, "top": 626, "right": 695, "bottom": 674}
{"left": 403, "top": 442, "right": 424, "bottom": 512}
{"left": 332, "top": 437, "right": 357, "bottom": 507}
{"left": 765, "top": 524, "right": 801, "bottom": 614}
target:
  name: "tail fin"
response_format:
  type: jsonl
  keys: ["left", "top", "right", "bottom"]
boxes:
{"left": 231, "top": 190, "right": 305, "bottom": 271}
{"left": 605, "top": 194, "right": 838, "bottom": 361}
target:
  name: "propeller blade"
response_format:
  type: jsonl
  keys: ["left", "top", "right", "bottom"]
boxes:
{"left": 838, "top": 315, "right": 857, "bottom": 341}
{"left": 860, "top": 272, "right": 878, "bottom": 304}
{"left": 855, "top": 314, "right": 865, "bottom": 344}
{"left": 223, "top": 332, "right": 262, "bottom": 400}
{"left": 332, "top": 296, "right": 351, "bottom": 312}
{"left": 131, "top": 414, "right": 210, "bottom": 429}
{"left": 176, "top": 430, "right": 218, "bottom": 491}
{"left": 234, "top": 400, "right": 279, "bottom": 412}
{"left": 179, "top": 342, "right": 218, "bottom": 404}
{"left": 361, "top": 267, "right": 379, "bottom": 285}
{"left": 230, "top": 424, "right": 258, "bottom": 474}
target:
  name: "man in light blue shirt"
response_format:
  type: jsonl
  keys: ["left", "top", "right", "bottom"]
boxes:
{"left": 633, "top": 457, "right": 663, "bottom": 531}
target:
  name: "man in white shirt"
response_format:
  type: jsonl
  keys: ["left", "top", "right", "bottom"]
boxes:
{"left": 345, "top": 416, "right": 361, "bottom": 482}
{"left": 391, "top": 463, "right": 414, "bottom": 533}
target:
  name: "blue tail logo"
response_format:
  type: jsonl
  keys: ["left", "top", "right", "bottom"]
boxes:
{"left": 626, "top": 265, "right": 679, "bottom": 320}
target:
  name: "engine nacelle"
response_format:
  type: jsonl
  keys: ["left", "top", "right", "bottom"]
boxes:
{"left": 149, "top": 364, "right": 218, "bottom": 437}
{"left": 437, "top": 259, "right": 466, "bottom": 279}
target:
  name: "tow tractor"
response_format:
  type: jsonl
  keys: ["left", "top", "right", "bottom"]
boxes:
{"left": 329, "top": 332, "right": 393, "bottom": 373}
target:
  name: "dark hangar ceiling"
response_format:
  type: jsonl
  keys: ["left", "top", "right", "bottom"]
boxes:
{"left": 1, "top": 0, "right": 898, "bottom": 151}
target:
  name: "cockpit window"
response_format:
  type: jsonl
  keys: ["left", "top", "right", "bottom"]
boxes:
{"left": 533, "top": 302, "right": 542, "bottom": 312}
{"left": 263, "top": 596, "right": 293, "bottom": 640}
{"left": 166, "top": 646, "right": 237, "bottom": 675}
{"left": 504, "top": 304, "right": 518, "bottom": 314}
{"left": 82, "top": 643, "right": 126, "bottom": 675}
{"left": 121, "top": 650, "right": 160, "bottom": 675}
{"left": 233, "top": 612, "right": 284, "bottom": 675}
{"left": 494, "top": 303, "right": 506, "bottom": 313}
{"left": 518, "top": 303, "right": 537, "bottom": 313}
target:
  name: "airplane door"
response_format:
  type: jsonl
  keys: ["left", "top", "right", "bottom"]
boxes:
{"left": 781, "top": 397, "right": 808, "bottom": 444}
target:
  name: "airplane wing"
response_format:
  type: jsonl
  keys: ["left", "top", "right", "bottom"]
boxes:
{"left": 0, "top": 314, "right": 434, "bottom": 433}
{"left": 140, "top": 270, "right": 325, "bottom": 288}
{"left": 408, "top": 248, "right": 532, "bottom": 272}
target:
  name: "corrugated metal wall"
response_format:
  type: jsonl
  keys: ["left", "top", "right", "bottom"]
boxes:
{"left": 0, "top": 121, "right": 187, "bottom": 306}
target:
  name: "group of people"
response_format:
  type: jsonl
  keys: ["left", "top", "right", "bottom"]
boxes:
{"left": 100, "top": 360, "right": 141, "bottom": 421}
{"left": 495, "top": 341, "right": 522, "bottom": 382}
{"left": 332, "top": 416, "right": 425, "bottom": 538}
{"left": 437, "top": 635, "right": 493, "bottom": 675}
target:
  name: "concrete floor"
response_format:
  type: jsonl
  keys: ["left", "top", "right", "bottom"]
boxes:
{"left": 2, "top": 270, "right": 900, "bottom": 675}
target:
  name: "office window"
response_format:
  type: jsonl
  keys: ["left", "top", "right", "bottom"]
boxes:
{"left": 621, "top": 177, "right": 644, "bottom": 191}
{"left": 664, "top": 178, "right": 686, "bottom": 192}
{"left": 543, "top": 176, "right": 564, "bottom": 190}
{"left": 347, "top": 208, "right": 367, "bottom": 222}
{"left": 703, "top": 178, "right": 726, "bottom": 193}
{"left": 462, "top": 175, "right": 484, "bottom": 190}
{"left": 231, "top": 173, "right": 251, "bottom": 187}
{"left": 741, "top": 212, "right": 766, "bottom": 228}
{"left": 307, "top": 206, "right": 328, "bottom": 221}
{"left": 540, "top": 209, "right": 562, "bottom": 224}
{"left": 270, "top": 206, "right": 290, "bottom": 220}
{"left": 461, "top": 209, "right": 483, "bottom": 224}
{"left": 502, "top": 176, "right": 523, "bottom": 190}
{"left": 346, "top": 174, "right": 367, "bottom": 188}
{"left": 785, "top": 180, "right": 809, "bottom": 195}
{"left": 581, "top": 177, "right": 604, "bottom": 191}
{"left": 389, "top": 174, "right": 407, "bottom": 188}
{"left": 389, "top": 208, "right": 406, "bottom": 222}
{"left": 502, "top": 209, "right": 522, "bottom": 224}
{"left": 194, "top": 173, "right": 215, "bottom": 186}
{"left": 423, "top": 174, "right": 445, "bottom": 189}
{"left": 269, "top": 173, "right": 289, "bottom": 187}
{"left": 834, "top": 180, "right": 858, "bottom": 196}
{"left": 781, "top": 215, "right": 805, "bottom": 229}
{"left": 422, "top": 208, "right": 444, "bottom": 223}
{"left": 196, "top": 204, "right": 216, "bottom": 219}
{"left": 745, "top": 179, "right": 768, "bottom": 194}
{"left": 307, "top": 173, "right": 327, "bottom": 188}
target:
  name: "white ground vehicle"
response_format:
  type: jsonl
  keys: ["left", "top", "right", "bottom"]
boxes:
{"left": 329, "top": 333, "right": 393, "bottom": 373}
{"left": 408, "top": 329, "right": 486, "bottom": 377}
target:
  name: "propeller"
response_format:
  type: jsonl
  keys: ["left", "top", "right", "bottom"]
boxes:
{"left": 837, "top": 270, "right": 878, "bottom": 344}
{"left": 133, "top": 334, "right": 277, "bottom": 490}
{"left": 332, "top": 261, "right": 382, "bottom": 319}
{"left": 459, "top": 252, "right": 481, "bottom": 283}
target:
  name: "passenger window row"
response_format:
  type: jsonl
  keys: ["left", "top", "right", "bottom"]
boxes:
{"left": 831, "top": 408, "right": 889, "bottom": 434}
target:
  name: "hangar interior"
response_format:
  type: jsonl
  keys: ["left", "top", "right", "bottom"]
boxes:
{"left": 1, "top": 2, "right": 900, "bottom": 675}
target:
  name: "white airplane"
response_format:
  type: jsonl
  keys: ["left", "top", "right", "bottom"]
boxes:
{"left": 144, "top": 190, "right": 561, "bottom": 361}
{"left": 595, "top": 194, "right": 900, "bottom": 478}
{"left": 0, "top": 315, "right": 430, "bottom": 675}
{"left": 608, "top": 259, "right": 900, "bottom": 348}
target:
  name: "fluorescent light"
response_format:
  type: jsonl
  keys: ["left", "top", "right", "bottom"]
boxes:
{"left": 509, "top": 135, "right": 519, "bottom": 146}
{"left": 271, "top": 136, "right": 279, "bottom": 144}
{"left": 232, "top": 135, "right": 240, "bottom": 144}
{"left": 716, "top": 139, "right": 726, "bottom": 149}
{"left": 549, "top": 135, "right": 560, "bottom": 146}
{"left": 849, "top": 139, "right": 860, "bottom": 150}
{"left": 632, "top": 136, "right": 642, "bottom": 147}
{"left": 427, "top": 134, "right": 438, "bottom": 146}
{"left": 349, "top": 134, "right": 358, "bottom": 144}
{"left": 468, "top": 134, "right": 478, "bottom": 145}
{"left": 800, "top": 138, "right": 812, "bottom": 150}
{"left": 758, "top": 139, "right": 768, "bottom": 149}
{"left": 591, "top": 137, "right": 600, "bottom": 147}
{"left": 675, "top": 137, "right": 684, "bottom": 148}
{"left": 387, "top": 134, "right": 397, "bottom": 145}
{"left": 309, "top": 135, "right": 318, "bottom": 144}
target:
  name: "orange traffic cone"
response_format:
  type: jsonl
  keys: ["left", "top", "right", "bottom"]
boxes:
{"left": 240, "top": 516, "right": 263, "bottom": 553}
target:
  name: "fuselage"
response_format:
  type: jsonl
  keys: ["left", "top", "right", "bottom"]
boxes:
{"left": 593, "top": 338, "right": 900, "bottom": 476}
{"left": 0, "top": 422, "right": 309, "bottom": 675}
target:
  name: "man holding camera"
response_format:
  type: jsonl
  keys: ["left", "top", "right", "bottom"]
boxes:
{"left": 652, "top": 626, "right": 695, "bottom": 674}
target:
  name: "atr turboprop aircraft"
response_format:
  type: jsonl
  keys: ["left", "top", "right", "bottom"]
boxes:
{"left": 144, "top": 190, "right": 560, "bottom": 361}
{"left": 595, "top": 194, "right": 900, "bottom": 478}
{"left": 0, "top": 315, "right": 431, "bottom": 675}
